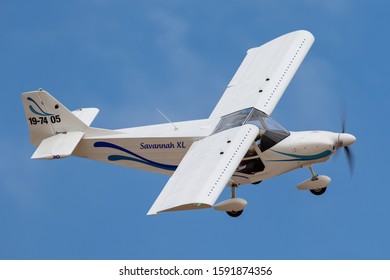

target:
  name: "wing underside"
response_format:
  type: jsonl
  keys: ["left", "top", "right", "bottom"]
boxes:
{"left": 147, "top": 124, "right": 259, "bottom": 215}
{"left": 210, "top": 30, "right": 314, "bottom": 118}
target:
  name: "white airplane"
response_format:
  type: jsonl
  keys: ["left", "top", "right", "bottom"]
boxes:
{"left": 22, "top": 30, "right": 355, "bottom": 217}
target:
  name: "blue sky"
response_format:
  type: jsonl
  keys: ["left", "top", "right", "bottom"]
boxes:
{"left": 1, "top": 0, "right": 390, "bottom": 259}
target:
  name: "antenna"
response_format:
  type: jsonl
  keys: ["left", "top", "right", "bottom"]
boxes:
{"left": 155, "top": 108, "right": 178, "bottom": 130}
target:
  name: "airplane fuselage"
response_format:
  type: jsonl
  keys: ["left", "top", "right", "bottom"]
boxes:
{"left": 73, "top": 118, "right": 342, "bottom": 188}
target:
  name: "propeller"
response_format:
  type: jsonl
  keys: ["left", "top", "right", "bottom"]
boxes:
{"left": 344, "top": 145, "right": 354, "bottom": 174}
{"left": 336, "top": 112, "right": 356, "bottom": 175}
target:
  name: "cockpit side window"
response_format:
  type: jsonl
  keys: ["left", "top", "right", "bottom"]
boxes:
{"left": 212, "top": 107, "right": 290, "bottom": 151}
{"left": 212, "top": 108, "right": 252, "bottom": 134}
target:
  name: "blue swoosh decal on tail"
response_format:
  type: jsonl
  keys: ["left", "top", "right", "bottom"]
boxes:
{"left": 27, "top": 97, "right": 54, "bottom": 116}
{"left": 94, "top": 141, "right": 177, "bottom": 171}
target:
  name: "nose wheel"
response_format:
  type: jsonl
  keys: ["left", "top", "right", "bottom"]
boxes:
{"left": 227, "top": 209, "right": 244, "bottom": 217}
{"left": 310, "top": 187, "right": 327, "bottom": 196}
{"left": 295, "top": 165, "right": 330, "bottom": 195}
{"left": 308, "top": 165, "right": 328, "bottom": 196}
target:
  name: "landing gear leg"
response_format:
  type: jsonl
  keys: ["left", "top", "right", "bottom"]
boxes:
{"left": 309, "top": 165, "right": 318, "bottom": 181}
{"left": 226, "top": 184, "right": 244, "bottom": 217}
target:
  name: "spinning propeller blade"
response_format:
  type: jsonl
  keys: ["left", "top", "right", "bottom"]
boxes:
{"left": 336, "top": 111, "right": 356, "bottom": 175}
{"left": 344, "top": 146, "right": 355, "bottom": 175}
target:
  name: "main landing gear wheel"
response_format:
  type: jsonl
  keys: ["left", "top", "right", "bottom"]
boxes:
{"left": 310, "top": 187, "right": 327, "bottom": 196}
{"left": 214, "top": 183, "right": 247, "bottom": 218}
{"left": 226, "top": 209, "right": 243, "bottom": 217}
{"left": 225, "top": 184, "right": 245, "bottom": 218}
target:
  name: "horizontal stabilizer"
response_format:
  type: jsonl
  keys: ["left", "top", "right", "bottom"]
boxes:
{"left": 72, "top": 108, "right": 99, "bottom": 126}
{"left": 31, "top": 131, "right": 84, "bottom": 160}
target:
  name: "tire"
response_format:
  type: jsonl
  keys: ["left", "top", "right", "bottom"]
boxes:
{"left": 252, "top": 181, "right": 262, "bottom": 185}
{"left": 226, "top": 210, "right": 243, "bottom": 217}
{"left": 310, "top": 187, "right": 327, "bottom": 196}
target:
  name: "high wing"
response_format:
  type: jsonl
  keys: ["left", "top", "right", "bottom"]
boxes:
{"left": 210, "top": 30, "right": 314, "bottom": 118}
{"left": 147, "top": 124, "right": 259, "bottom": 215}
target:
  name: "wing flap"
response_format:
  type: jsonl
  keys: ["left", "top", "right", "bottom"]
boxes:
{"left": 147, "top": 124, "right": 259, "bottom": 215}
{"left": 210, "top": 30, "right": 314, "bottom": 118}
{"left": 31, "top": 131, "right": 84, "bottom": 160}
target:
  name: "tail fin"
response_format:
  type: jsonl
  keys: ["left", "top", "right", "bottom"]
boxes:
{"left": 21, "top": 89, "right": 102, "bottom": 160}
{"left": 21, "top": 89, "right": 88, "bottom": 146}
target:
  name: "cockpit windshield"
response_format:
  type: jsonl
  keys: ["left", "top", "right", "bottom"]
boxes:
{"left": 212, "top": 107, "right": 290, "bottom": 151}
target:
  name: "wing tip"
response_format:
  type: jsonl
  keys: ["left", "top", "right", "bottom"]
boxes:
{"left": 288, "top": 29, "right": 314, "bottom": 39}
{"left": 147, "top": 209, "right": 158, "bottom": 216}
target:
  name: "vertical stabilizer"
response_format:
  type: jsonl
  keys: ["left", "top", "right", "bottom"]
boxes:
{"left": 21, "top": 89, "right": 87, "bottom": 146}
